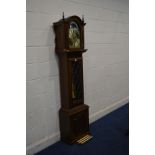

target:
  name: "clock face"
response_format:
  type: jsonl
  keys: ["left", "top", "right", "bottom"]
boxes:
{"left": 69, "top": 21, "right": 80, "bottom": 48}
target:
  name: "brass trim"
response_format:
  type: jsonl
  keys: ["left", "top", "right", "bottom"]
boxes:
{"left": 76, "top": 134, "right": 93, "bottom": 144}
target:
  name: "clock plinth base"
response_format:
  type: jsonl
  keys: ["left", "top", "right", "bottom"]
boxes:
{"left": 59, "top": 104, "right": 90, "bottom": 144}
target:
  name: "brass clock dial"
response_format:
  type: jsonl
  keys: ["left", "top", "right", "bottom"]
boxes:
{"left": 69, "top": 21, "right": 80, "bottom": 48}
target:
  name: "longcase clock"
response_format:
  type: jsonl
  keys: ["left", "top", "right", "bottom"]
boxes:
{"left": 53, "top": 15, "right": 92, "bottom": 144}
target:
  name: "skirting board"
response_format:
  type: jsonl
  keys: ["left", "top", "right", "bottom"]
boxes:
{"left": 26, "top": 96, "right": 129, "bottom": 155}
{"left": 89, "top": 96, "right": 129, "bottom": 123}
{"left": 26, "top": 132, "right": 60, "bottom": 155}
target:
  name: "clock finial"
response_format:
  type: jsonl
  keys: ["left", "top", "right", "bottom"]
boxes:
{"left": 62, "top": 12, "right": 65, "bottom": 20}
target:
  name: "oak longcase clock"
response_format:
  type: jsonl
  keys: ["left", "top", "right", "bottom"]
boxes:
{"left": 53, "top": 15, "right": 92, "bottom": 144}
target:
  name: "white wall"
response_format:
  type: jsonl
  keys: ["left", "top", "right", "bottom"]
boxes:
{"left": 26, "top": 0, "right": 129, "bottom": 154}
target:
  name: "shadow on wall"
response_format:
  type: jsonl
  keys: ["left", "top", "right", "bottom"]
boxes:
{"left": 48, "top": 25, "right": 61, "bottom": 110}
{"left": 48, "top": 25, "right": 59, "bottom": 76}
